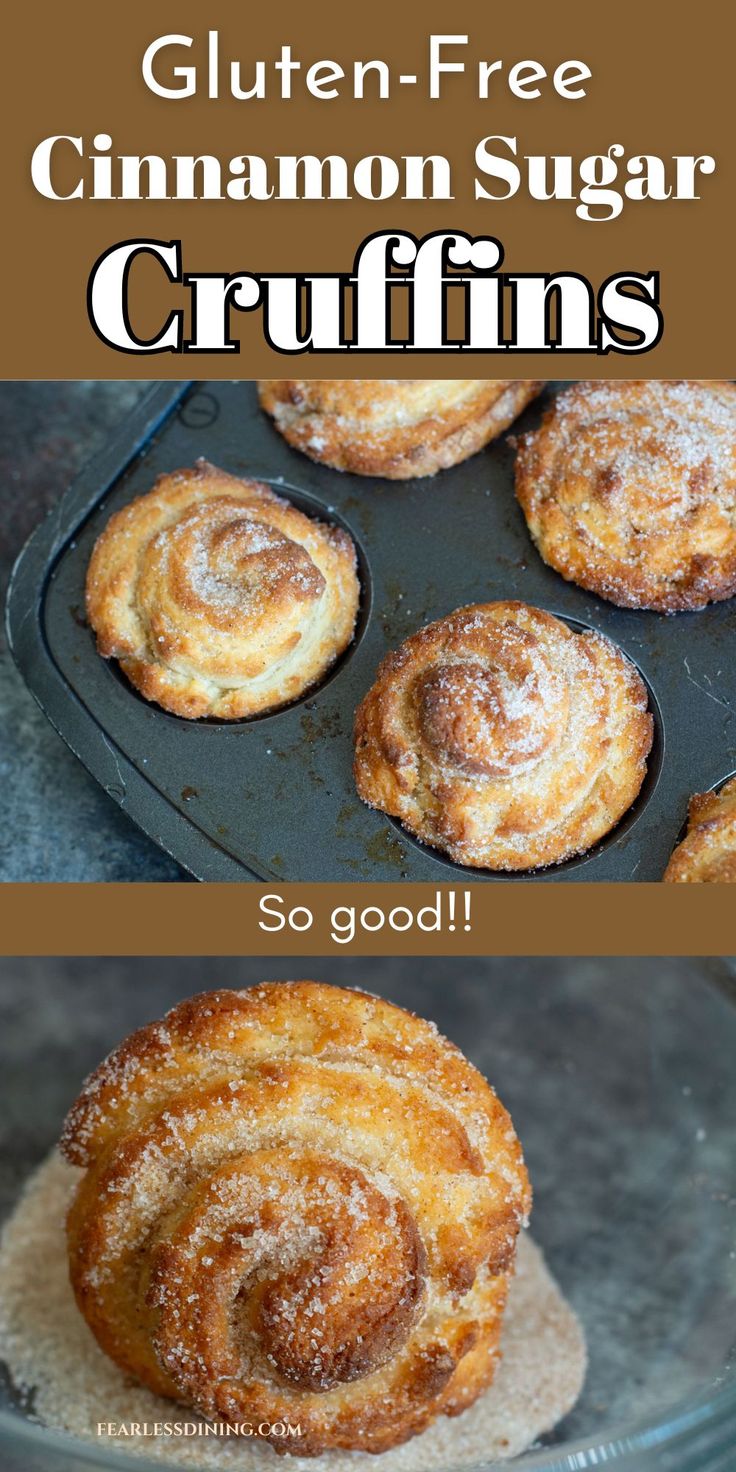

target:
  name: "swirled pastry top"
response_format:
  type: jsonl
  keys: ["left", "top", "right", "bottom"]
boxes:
{"left": 85, "top": 461, "right": 359, "bottom": 719}
{"left": 515, "top": 381, "right": 736, "bottom": 613}
{"left": 61, "top": 983, "right": 530, "bottom": 1456}
{"left": 664, "top": 777, "right": 736, "bottom": 882}
{"left": 355, "top": 602, "right": 653, "bottom": 871}
{"left": 258, "top": 380, "right": 542, "bottom": 479}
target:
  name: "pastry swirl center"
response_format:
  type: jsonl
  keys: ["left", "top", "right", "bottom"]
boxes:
{"left": 148, "top": 1148, "right": 428, "bottom": 1397}
{"left": 156, "top": 497, "right": 325, "bottom": 626}
{"left": 417, "top": 652, "right": 568, "bottom": 778}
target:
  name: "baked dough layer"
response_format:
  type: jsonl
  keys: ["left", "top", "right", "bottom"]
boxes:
{"left": 258, "top": 380, "right": 542, "bottom": 479}
{"left": 85, "top": 460, "right": 360, "bottom": 719}
{"left": 664, "top": 776, "right": 736, "bottom": 882}
{"left": 515, "top": 381, "right": 736, "bottom": 612}
{"left": 354, "top": 601, "right": 653, "bottom": 870}
{"left": 62, "top": 982, "right": 530, "bottom": 1456}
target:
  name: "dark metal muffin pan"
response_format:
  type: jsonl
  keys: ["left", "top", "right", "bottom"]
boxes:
{"left": 7, "top": 381, "right": 736, "bottom": 881}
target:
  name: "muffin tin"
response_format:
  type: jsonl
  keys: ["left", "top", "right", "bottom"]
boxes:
{"left": 7, "top": 380, "right": 736, "bottom": 882}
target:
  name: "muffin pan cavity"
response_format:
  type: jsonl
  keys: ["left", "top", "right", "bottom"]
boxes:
{"left": 382, "top": 614, "right": 665, "bottom": 879}
{"left": 99, "top": 479, "right": 372, "bottom": 728}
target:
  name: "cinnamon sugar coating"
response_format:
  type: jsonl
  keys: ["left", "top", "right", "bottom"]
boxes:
{"left": 664, "top": 776, "right": 736, "bottom": 882}
{"left": 85, "top": 460, "right": 359, "bottom": 719}
{"left": 354, "top": 602, "right": 653, "bottom": 871}
{"left": 515, "top": 381, "right": 736, "bottom": 613}
{"left": 61, "top": 983, "right": 530, "bottom": 1457}
{"left": 258, "top": 380, "right": 542, "bottom": 480}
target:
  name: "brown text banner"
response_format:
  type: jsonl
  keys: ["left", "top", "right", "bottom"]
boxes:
{"left": 3, "top": 0, "right": 733, "bottom": 376}
{"left": 1, "top": 884, "right": 733, "bottom": 955}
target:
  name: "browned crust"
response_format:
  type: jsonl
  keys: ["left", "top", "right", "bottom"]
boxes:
{"left": 62, "top": 982, "right": 530, "bottom": 1456}
{"left": 85, "top": 459, "right": 360, "bottom": 719}
{"left": 663, "top": 775, "right": 736, "bottom": 881}
{"left": 515, "top": 381, "right": 736, "bottom": 613}
{"left": 258, "top": 380, "right": 542, "bottom": 479}
{"left": 354, "top": 601, "right": 653, "bottom": 871}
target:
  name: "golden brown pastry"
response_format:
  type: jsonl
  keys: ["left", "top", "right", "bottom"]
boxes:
{"left": 61, "top": 983, "right": 530, "bottom": 1457}
{"left": 663, "top": 776, "right": 736, "bottom": 881}
{"left": 258, "top": 380, "right": 542, "bottom": 479}
{"left": 355, "top": 601, "right": 653, "bottom": 870}
{"left": 85, "top": 460, "right": 359, "bottom": 719}
{"left": 515, "top": 381, "right": 736, "bottom": 613}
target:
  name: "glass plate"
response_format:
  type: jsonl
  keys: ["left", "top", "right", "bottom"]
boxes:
{"left": 0, "top": 956, "right": 734, "bottom": 1472}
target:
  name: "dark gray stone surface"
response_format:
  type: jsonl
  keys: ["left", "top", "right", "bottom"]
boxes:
{"left": 0, "top": 383, "right": 183, "bottom": 881}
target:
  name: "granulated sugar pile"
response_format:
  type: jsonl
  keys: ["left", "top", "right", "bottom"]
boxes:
{"left": 0, "top": 1154, "right": 586, "bottom": 1470}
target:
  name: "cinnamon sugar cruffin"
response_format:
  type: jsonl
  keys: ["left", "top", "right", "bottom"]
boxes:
{"left": 59, "top": 984, "right": 534, "bottom": 1456}
{"left": 85, "top": 461, "right": 360, "bottom": 719}
{"left": 515, "top": 381, "right": 736, "bottom": 613}
{"left": 258, "top": 381, "right": 542, "bottom": 480}
{"left": 354, "top": 601, "right": 653, "bottom": 871}
{"left": 0, "top": 1152, "right": 586, "bottom": 1469}
{"left": 663, "top": 775, "right": 736, "bottom": 882}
